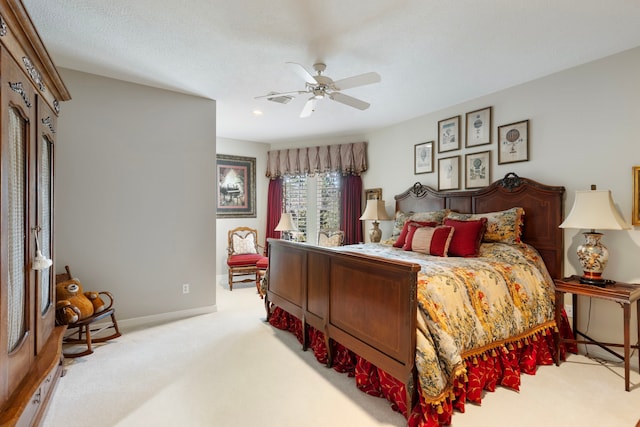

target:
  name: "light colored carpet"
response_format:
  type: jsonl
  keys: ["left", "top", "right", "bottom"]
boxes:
{"left": 42, "top": 282, "right": 639, "bottom": 427}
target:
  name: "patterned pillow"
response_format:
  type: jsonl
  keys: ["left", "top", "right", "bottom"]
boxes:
{"left": 409, "top": 209, "right": 450, "bottom": 224}
{"left": 232, "top": 233, "right": 257, "bottom": 254}
{"left": 445, "top": 207, "right": 524, "bottom": 244}
{"left": 443, "top": 218, "right": 488, "bottom": 257}
{"left": 409, "top": 225, "right": 455, "bottom": 257}
{"left": 392, "top": 210, "right": 415, "bottom": 238}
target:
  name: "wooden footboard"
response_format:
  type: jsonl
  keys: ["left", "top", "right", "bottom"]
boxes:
{"left": 265, "top": 174, "right": 565, "bottom": 416}
{"left": 265, "top": 239, "right": 421, "bottom": 408}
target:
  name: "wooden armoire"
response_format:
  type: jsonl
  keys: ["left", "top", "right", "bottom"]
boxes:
{"left": 0, "top": 1, "right": 71, "bottom": 425}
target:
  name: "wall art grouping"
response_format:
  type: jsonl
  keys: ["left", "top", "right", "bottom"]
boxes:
{"left": 414, "top": 105, "right": 530, "bottom": 190}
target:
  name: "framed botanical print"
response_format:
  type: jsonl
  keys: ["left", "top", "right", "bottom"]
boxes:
{"left": 438, "top": 155, "right": 460, "bottom": 190}
{"left": 498, "top": 120, "right": 529, "bottom": 164}
{"left": 216, "top": 154, "right": 256, "bottom": 218}
{"left": 438, "top": 115, "right": 460, "bottom": 153}
{"left": 414, "top": 141, "right": 434, "bottom": 174}
{"left": 465, "top": 151, "right": 491, "bottom": 189}
{"left": 465, "top": 106, "right": 492, "bottom": 147}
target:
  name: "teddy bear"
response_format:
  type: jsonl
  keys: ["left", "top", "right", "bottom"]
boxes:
{"left": 55, "top": 278, "right": 106, "bottom": 325}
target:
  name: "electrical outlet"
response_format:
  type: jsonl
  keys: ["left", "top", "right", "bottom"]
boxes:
{"left": 564, "top": 304, "right": 573, "bottom": 317}
{"left": 182, "top": 283, "right": 190, "bottom": 294}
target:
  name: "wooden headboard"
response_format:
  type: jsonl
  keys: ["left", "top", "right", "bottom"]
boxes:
{"left": 394, "top": 173, "right": 566, "bottom": 280}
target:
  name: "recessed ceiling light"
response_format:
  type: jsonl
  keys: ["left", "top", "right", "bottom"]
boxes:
{"left": 252, "top": 109, "right": 263, "bottom": 116}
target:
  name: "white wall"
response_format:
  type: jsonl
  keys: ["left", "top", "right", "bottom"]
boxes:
{"left": 215, "top": 138, "right": 270, "bottom": 286}
{"left": 56, "top": 69, "right": 217, "bottom": 323}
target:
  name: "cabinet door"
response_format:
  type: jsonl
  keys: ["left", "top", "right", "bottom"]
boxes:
{"left": 35, "top": 98, "right": 56, "bottom": 352}
{"left": 0, "top": 47, "right": 37, "bottom": 401}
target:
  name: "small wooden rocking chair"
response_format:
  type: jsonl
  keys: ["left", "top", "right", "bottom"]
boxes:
{"left": 55, "top": 266, "right": 122, "bottom": 358}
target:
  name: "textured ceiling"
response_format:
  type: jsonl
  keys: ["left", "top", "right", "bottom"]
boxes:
{"left": 22, "top": 0, "right": 640, "bottom": 143}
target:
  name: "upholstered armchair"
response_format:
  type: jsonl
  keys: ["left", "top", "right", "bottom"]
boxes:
{"left": 226, "top": 227, "right": 263, "bottom": 290}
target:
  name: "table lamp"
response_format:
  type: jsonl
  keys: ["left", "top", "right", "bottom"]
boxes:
{"left": 359, "top": 199, "right": 391, "bottom": 243}
{"left": 559, "top": 185, "right": 631, "bottom": 285}
{"left": 275, "top": 212, "right": 297, "bottom": 241}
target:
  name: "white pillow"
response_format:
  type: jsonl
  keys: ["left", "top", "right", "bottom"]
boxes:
{"left": 233, "top": 233, "right": 257, "bottom": 254}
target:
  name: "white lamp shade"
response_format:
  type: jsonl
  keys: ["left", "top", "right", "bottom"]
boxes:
{"left": 275, "top": 213, "right": 297, "bottom": 231}
{"left": 560, "top": 190, "right": 631, "bottom": 230}
{"left": 359, "top": 199, "right": 391, "bottom": 221}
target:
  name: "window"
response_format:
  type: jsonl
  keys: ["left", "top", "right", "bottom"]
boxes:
{"left": 283, "top": 172, "right": 341, "bottom": 243}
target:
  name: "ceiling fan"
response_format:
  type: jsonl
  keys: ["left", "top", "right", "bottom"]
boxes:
{"left": 256, "top": 62, "right": 381, "bottom": 118}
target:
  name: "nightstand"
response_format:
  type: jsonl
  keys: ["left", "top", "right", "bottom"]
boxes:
{"left": 554, "top": 275, "right": 640, "bottom": 391}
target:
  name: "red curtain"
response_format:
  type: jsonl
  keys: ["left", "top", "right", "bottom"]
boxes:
{"left": 265, "top": 178, "right": 283, "bottom": 254}
{"left": 340, "top": 174, "right": 363, "bottom": 245}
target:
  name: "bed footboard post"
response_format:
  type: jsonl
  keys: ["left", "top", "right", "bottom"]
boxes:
{"left": 406, "top": 368, "right": 418, "bottom": 415}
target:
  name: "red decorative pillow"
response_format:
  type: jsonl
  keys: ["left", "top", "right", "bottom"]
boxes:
{"left": 443, "top": 218, "right": 488, "bottom": 257}
{"left": 393, "top": 221, "right": 437, "bottom": 248}
{"left": 409, "top": 225, "right": 455, "bottom": 256}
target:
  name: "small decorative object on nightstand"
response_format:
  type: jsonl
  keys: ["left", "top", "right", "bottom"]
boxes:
{"left": 359, "top": 199, "right": 391, "bottom": 243}
{"left": 554, "top": 276, "right": 640, "bottom": 391}
{"left": 559, "top": 185, "right": 631, "bottom": 286}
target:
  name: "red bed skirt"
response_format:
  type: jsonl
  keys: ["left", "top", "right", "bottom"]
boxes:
{"left": 268, "top": 306, "right": 576, "bottom": 427}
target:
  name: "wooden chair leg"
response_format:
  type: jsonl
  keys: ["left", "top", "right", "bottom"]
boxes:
{"left": 228, "top": 270, "right": 233, "bottom": 291}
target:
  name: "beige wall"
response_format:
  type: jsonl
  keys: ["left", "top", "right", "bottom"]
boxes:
{"left": 56, "top": 69, "right": 217, "bottom": 324}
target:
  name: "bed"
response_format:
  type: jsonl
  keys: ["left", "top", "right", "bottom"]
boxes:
{"left": 264, "top": 173, "right": 572, "bottom": 426}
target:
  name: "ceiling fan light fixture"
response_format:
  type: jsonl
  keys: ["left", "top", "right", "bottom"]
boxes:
{"left": 258, "top": 62, "right": 381, "bottom": 118}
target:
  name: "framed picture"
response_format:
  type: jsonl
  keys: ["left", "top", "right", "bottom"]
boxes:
{"left": 414, "top": 141, "right": 434, "bottom": 174}
{"left": 465, "top": 106, "right": 492, "bottom": 147}
{"left": 216, "top": 154, "right": 256, "bottom": 218}
{"left": 365, "top": 188, "right": 382, "bottom": 200}
{"left": 633, "top": 166, "right": 640, "bottom": 225}
{"left": 498, "top": 119, "right": 529, "bottom": 164}
{"left": 438, "top": 155, "right": 460, "bottom": 190}
{"left": 465, "top": 151, "right": 491, "bottom": 189}
{"left": 438, "top": 115, "right": 460, "bottom": 153}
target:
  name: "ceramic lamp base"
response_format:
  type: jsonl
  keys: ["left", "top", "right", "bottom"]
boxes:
{"left": 576, "top": 232, "right": 610, "bottom": 286}
{"left": 369, "top": 221, "right": 382, "bottom": 243}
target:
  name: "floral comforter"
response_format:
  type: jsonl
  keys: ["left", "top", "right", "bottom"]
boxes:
{"left": 342, "top": 242, "right": 556, "bottom": 404}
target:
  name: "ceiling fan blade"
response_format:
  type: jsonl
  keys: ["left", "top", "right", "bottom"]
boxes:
{"left": 329, "top": 92, "right": 370, "bottom": 110}
{"left": 332, "top": 72, "right": 381, "bottom": 91}
{"left": 255, "top": 90, "right": 307, "bottom": 99}
{"left": 286, "top": 62, "right": 317, "bottom": 84}
{"left": 300, "top": 97, "right": 317, "bottom": 118}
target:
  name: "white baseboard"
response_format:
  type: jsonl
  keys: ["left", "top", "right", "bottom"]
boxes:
{"left": 117, "top": 305, "right": 218, "bottom": 331}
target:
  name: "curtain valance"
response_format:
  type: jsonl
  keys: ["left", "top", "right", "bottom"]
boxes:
{"left": 265, "top": 141, "right": 367, "bottom": 178}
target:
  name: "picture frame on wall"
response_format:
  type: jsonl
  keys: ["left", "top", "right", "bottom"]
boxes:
{"left": 438, "top": 115, "right": 460, "bottom": 153}
{"left": 465, "top": 106, "right": 492, "bottom": 148}
{"left": 414, "top": 141, "right": 434, "bottom": 174}
{"left": 216, "top": 154, "right": 256, "bottom": 218}
{"left": 465, "top": 151, "right": 491, "bottom": 189}
{"left": 365, "top": 188, "right": 382, "bottom": 200}
{"left": 438, "top": 155, "right": 460, "bottom": 191}
{"left": 633, "top": 166, "right": 640, "bottom": 225}
{"left": 498, "top": 119, "right": 529, "bottom": 164}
